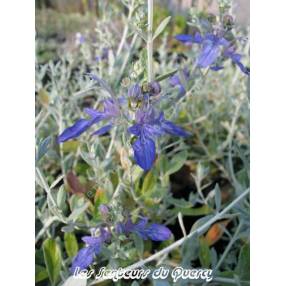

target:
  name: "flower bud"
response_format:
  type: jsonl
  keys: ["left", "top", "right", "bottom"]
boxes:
{"left": 99, "top": 204, "right": 109, "bottom": 216}
{"left": 121, "top": 77, "right": 131, "bottom": 87}
{"left": 148, "top": 81, "right": 161, "bottom": 96}
{"left": 128, "top": 83, "right": 143, "bottom": 100}
{"left": 223, "top": 15, "right": 234, "bottom": 30}
{"left": 141, "top": 82, "right": 149, "bottom": 93}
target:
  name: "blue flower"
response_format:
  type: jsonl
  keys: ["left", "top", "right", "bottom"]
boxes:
{"left": 175, "top": 32, "right": 249, "bottom": 75}
{"left": 148, "top": 81, "right": 161, "bottom": 96}
{"left": 116, "top": 217, "right": 172, "bottom": 241}
{"left": 70, "top": 228, "right": 111, "bottom": 273}
{"left": 128, "top": 107, "right": 189, "bottom": 171}
{"left": 197, "top": 33, "right": 229, "bottom": 67}
{"left": 224, "top": 46, "right": 250, "bottom": 75}
{"left": 175, "top": 32, "right": 229, "bottom": 68}
{"left": 169, "top": 68, "right": 190, "bottom": 96}
{"left": 98, "top": 204, "right": 109, "bottom": 216}
{"left": 175, "top": 32, "right": 204, "bottom": 44}
{"left": 58, "top": 99, "right": 120, "bottom": 142}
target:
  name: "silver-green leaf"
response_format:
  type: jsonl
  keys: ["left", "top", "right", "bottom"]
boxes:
{"left": 153, "top": 16, "right": 171, "bottom": 40}
{"left": 43, "top": 238, "right": 62, "bottom": 286}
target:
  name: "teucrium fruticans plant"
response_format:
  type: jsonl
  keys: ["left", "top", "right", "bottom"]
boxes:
{"left": 36, "top": 0, "right": 250, "bottom": 285}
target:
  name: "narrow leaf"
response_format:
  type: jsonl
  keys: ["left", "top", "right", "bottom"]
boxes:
{"left": 165, "top": 151, "right": 188, "bottom": 176}
{"left": 43, "top": 238, "right": 62, "bottom": 285}
{"left": 36, "top": 136, "right": 51, "bottom": 162}
{"left": 172, "top": 205, "right": 212, "bottom": 216}
{"left": 57, "top": 185, "right": 67, "bottom": 210}
{"left": 141, "top": 171, "right": 156, "bottom": 193}
{"left": 64, "top": 232, "right": 79, "bottom": 259}
{"left": 155, "top": 69, "right": 178, "bottom": 82}
{"left": 153, "top": 16, "right": 171, "bottom": 40}
{"left": 68, "top": 201, "right": 90, "bottom": 222}
{"left": 199, "top": 237, "right": 211, "bottom": 268}
{"left": 235, "top": 243, "right": 250, "bottom": 281}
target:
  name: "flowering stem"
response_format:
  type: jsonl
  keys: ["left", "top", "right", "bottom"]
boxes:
{"left": 89, "top": 188, "right": 249, "bottom": 285}
{"left": 147, "top": 0, "right": 154, "bottom": 82}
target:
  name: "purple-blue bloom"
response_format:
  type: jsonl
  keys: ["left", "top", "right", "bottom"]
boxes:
{"left": 175, "top": 32, "right": 249, "bottom": 75}
{"left": 175, "top": 32, "right": 229, "bottom": 68}
{"left": 58, "top": 99, "right": 120, "bottom": 143}
{"left": 128, "top": 107, "right": 189, "bottom": 171}
{"left": 175, "top": 33, "right": 203, "bottom": 44}
{"left": 70, "top": 228, "right": 111, "bottom": 273}
{"left": 224, "top": 46, "right": 250, "bottom": 75}
{"left": 197, "top": 33, "right": 229, "bottom": 67}
{"left": 98, "top": 204, "right": 109, "bottom": 216}
{"left": 169, "top": 68, "right": 190, "bottom": 96}
{"left": 210, "top": 65, "right": 224, "bottom": 71}
{"left": 128, "top": 83, "right": 143, "bottom": 101}
{"left": 116, "top": 217, "right": 172, "bottom": 241}
{"left": 148, "top": 81, "right": 161, "bottom": 96}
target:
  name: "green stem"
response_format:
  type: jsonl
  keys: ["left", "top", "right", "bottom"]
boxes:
{"left": 147, "top": 0, "right": 154, "bottom": 82}
{"left": 116, "top": 0, "right": 134, "bottom": 57}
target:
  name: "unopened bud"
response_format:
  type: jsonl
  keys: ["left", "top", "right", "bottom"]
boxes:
{"left": 121, "top": 77, "right": 131, "bottom": 87}
{"left": 128, "top": 83, "right": 143, "bottom": 100}
{"left": 99, "top": 204, "right": 109, "bottom": 216}
{"left": 148, "top": 81, "right": 161, "bottom": 96}
{"left": 223, "top": 15, "right": 234, "bottom": 30}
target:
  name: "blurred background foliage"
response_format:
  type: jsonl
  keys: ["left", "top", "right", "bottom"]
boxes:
{"left": 36, "top": 0, "right": 249, "bottom": 63}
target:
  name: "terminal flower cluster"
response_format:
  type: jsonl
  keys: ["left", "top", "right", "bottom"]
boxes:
{"left": 58, "top": 76, "right": 189, "bottom": 171}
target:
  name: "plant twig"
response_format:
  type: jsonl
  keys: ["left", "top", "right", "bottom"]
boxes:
{"left": 116, "top": 0, "right": 135, "bottom": 57}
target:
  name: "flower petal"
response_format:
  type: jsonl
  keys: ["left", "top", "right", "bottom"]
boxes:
{"left": 58, "top": 119, "right": 93, "bottom": 142}
{"left": 83, "top": 108, "right": 104, "bottom": 120}
{"left": 143, "top": 124, "right": 164, "bottom": 138}
{"left": 70, "top": 246, "right": 95, "bottom": 273}
{"left": 128, "top": 83, "right": 142, "bottom": 99}
{"left": 135, "top": 217, "right": 148, "bottom": 229}
{"left": 161, "top": 120, "right": 190, "bottom": 137}
{"left": 132, "top": 138, "right": 156, "bottom": 171}
{"left": 224, "top": 49, "right": 250, "bottom": 76}
{"left": 235, "top": 61, "right": 250, "bottom": 76}
{"left": 93, "top": 124, "right": 113, "bottom": 136}
{"left": 128, "top": 124, "right": 142, "bottom": 136}
{"left": 175, "top": 32, "right": 203, "bottom": 44}
{"left": 146, "top": 224, "right": 172, "bottom": 241}
{"left": 197, "top": 43, "right": 220, "bottom": 68}
{"left": 133, "top": 218, "right": 149, "bottom": 240}
{"left": 217, "top": 37, "right": 230, "bottom": 47}
{"left": 210, "top": 65, "right": 224, "bottom": 71}
{"left": 82, "top": 236, "right": 100, "bottom": 246}
{"left": 169, "top": 74, "right": 180, "bottom": 87}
